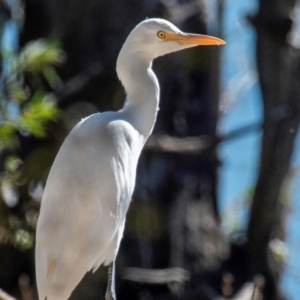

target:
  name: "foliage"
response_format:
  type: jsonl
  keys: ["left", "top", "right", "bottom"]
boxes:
{"left": 0, "top": 34, "right": 65, "bottom": 251}
{"left": 0, "top": 39, "right": 64, "bottom": 150}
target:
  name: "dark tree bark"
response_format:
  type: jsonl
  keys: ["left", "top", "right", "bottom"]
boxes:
{"left": 246, "top": 1, "right": 300, "bottom": 299}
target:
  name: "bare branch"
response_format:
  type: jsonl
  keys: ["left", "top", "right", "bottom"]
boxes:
{"left": 144, "top": 134, "right": 212, "bottom": 154}
{"left": 144, "top": 105, "right": 294, "bottom": 155}
{"left": 55, "top": 61, "right": 103, "bottom": 102}
{"left": 121, "top": 267, "right": 190, "bottom": 284}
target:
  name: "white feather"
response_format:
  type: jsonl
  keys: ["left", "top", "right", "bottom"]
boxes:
{"left": 35, "top": 18, "right": 224, "bottom": 300}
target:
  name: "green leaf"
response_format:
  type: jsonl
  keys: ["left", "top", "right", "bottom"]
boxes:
{"left": 5, "top": 156, "right": 23, "bottom": 172}
{"left": 42, "top": 65, "right": 63, "bottom": 89}
{"left": 18, "top": 39, "right": 66, "bottom": 73}
{"left": 9, "top": 82, "right": 29, "bottom": 103}
{"left": 0, "top": 124, "right": 18, "bottom": 148}
{"left": 17, "top": 91, "right": 60, "bottom": 138}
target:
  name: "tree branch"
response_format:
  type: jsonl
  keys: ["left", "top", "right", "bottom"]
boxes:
{"left": 121, "top": 267, "right": 190, "bottom": 284}
{"left": 144, "top": 105, "right": 294, "bottom": 155}
{"left": 55, "top": 61, "right": 103, "bottom": 103}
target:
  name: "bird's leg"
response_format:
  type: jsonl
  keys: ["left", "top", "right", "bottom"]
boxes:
{"left": 105, "top": 261, "right": 116, "bottom": 300}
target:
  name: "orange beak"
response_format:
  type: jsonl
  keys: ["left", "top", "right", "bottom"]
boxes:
{"left": 164, "top": 32, "right": 226, "bottom": 46}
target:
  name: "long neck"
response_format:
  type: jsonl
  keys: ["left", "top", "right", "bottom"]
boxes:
{"left": 117, "top": 49, "right": 159, "bottom": 142}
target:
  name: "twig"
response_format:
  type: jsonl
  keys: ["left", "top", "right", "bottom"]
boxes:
{"left": 121, "top": 267, "right": 190, "bottom": 284}
{"left": 18, "top": 274, "right": 35, "bottom": 300}
{"left": 55, "top": 61, "right": 103, "bottom": 102}
{"left": 250, "top": 275, "right": 265, "bottom": 300}
{"left": 144, "top": 135, "right": 212, "bottom": 154}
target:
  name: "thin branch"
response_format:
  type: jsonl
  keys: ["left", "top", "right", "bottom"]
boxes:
{"left": 144, "top": 134, "right": 212, "bottom": 154}
{"left": 250, "top": 275, "right": 265, "bottom": 300}
{"left": 55, "top": 61, "right": 103, "bottom": 102}
{"left": 144, "top": 104, "right": 295, "bottom": 155}
{"left": 18, "top": 274, "right": 36, "bottom": 300}
{"left": 121, "top": 267, "right": 190, "bottom": 284}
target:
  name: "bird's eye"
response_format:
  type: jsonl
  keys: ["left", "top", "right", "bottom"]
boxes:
{"left": 157, "top": 31, "right": 166, "bottom": 39}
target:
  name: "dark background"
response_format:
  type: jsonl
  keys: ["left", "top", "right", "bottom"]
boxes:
{"left": 1, "top": 0, "right": 300, "bottom": 299}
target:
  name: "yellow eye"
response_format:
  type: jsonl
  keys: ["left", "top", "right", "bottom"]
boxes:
{"left": 157, "top": 31, "right": 166, "bottom": 39}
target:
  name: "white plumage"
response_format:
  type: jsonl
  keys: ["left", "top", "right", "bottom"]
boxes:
{"left": 35, "top": 18, "right": 225, "bottom": 300}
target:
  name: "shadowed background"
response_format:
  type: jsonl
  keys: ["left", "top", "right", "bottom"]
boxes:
{"left": 1, "top": 0, "right": 300, "bottom": 299}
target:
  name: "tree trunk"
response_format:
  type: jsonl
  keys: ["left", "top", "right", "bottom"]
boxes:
{"left": 247, "top": 1, "right": 300, "bottom": 298}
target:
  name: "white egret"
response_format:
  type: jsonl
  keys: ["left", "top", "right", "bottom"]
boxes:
{"left": 35, "top": 18, "right": 225, "bottom": 300}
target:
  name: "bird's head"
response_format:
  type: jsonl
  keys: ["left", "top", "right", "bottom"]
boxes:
{"left": 120, "top": 18, "right": 225, "bottom": 61}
